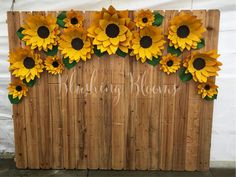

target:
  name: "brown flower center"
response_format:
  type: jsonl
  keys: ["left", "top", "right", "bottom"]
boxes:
{"left": 167, "top": 60, "right": 174, "bottom": 67}
{"left": 37, "top": 26, "right": 50, "bottom": 39}
{"left": 177, "top": 25, "right": 190, "bottom": 38}
{"left": 142, "top": 17, "right": 148, "bottom": 23}
{"left": 52, "top": 61, "right": 59, "bottom": 68}
{"left": 204, "top": 84, "right": 211, "bottom": 90}
{"left": 193, "top": 58, "right": 206, "bottom": 70}
{"left": 16, "top": 85, "right": 22, "bottom": 92}
{"left": 140, "top": 36, "right": 152, "bottom": 48}
{"left": 23, "top": 57, "right": 35, "bottom": 69}
{"left": 106, "top": 24, "right": 120, "bottom": 38}
{"left": 71, "top": 38, "right": 84, "bottom": 50}
{"left": 71, "top": 17, "right": 78, "bottom": 25}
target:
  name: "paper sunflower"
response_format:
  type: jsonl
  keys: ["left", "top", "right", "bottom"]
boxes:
{"left": 134, "top": 9, "right": 154, "bottom": 29}
{"left": 183, "top": 50, "right": 221, "bottom": 83}
{"left": 160, "top": 54, "right": 181, "bottom": 74}
{"left": 64, "top": 10, "right": 84, "bottom": 28}
{"left": 8, "top": 80, "right": 28, "bottom": 100}
{"left": 9, "top": 47, "right": 44, "bottom": 83}
{"left": 59, "top": 27, "right": 93, "bottom": 63}
{"left": 131, "top": 26, "right": 165, "bottom": 63}
{"left": 197, "top": 82, "right": 218, "bottom": 99}
{"left": 87, "top": 5, "right": 134, "bottom": 55}
{"left": 22, "top": 14, "right": 60, "bottom": 51}
{"left": 44, "top": 56, "right": 64, "bottom": 75}
{"left": 168, "top": 12, "right": 206, "bottom": 51}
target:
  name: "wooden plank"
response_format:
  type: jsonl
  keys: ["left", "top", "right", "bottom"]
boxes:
{"left": 185, "top": 10, "right": 206, "bottom": 171}
{"left": 7, "top": 11, "right": 28, "bottom": 169}
{"left": 197, "top": 10, "right": 220, "bottom": 171}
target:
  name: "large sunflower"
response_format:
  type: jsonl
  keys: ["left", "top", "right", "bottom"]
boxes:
{"left": 8, "top": 80, "right": 28, "bottom": 100}
{"left": 44, "top": 56, "right": 64, "bottom": 75}
{"left": 183, "top": 50, "right": 221, "bottom": 83}
{"left": 131, "top": 26, "right": 165, "bottom": 63}
{"left": 168, "top": 12, "right": 206, "bottom": 51}
{"left": 9, "top": 47, "right": 44, "bottom": 83}
{"left": 197, "top": 82, "right": 218, "bottom": 99}
{"left": 64, "top": 10, "right": 84, "bottom": 28}
{"left": 59, "top": 27, "right": 93, "bottom": 63}
{"left": 22, "top": 13, "right": 60, "bottom": 51}
{"left": 160, "top": 54, "right": 181, "bottom": 74}
{"left": 134, "top": 9, "right": 154, "bottom": 29}
{"left": 87, "top": 6, "right": 134, "bottom": 55}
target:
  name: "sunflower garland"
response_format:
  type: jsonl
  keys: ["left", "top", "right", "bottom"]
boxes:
{"left": 160, "top": 54, "right": 181, "bottom": 74}
{"left": 9, "top": 9, "right": 222, "bottom": 103}
{"left": 197, "top": 82, "right": 218, "bottom": 100}
{"left": 59, "top": 27, "right": 93, "bottom": 68}
{"left": 9, "top": 47, "right": 44, "bottom": 84}
{"left": 21, "top": 14, "right": 60, "bottom": 52}
{"left": 87, "top": 6, "right": 134, "bottom": 56}
{"left": 168, "top": 12, "right": 206, "bottom": 52}
{"left": 8, "top": 80, "right": 28, "bottom": 104}
{"left": 183, "top": 50, "right": 221, "bottom": 83}
{"left": 44, "top": 56, "right": 64, "bottom": 75}
{"left": 131, "top": 26, "right": 165, "bottom": 63}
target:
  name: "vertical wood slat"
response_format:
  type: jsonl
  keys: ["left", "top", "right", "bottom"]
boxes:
{"left": 8, "top": 10, "right": 220, "bottom": 171}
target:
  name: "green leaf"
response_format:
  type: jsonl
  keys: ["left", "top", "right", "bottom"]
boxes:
{"left": 57, "top": 11, "right": 67, "bottom": 20}
{"left": 153, "top": 12, "right": 164, "bottom": 26}
{"left": 45, "top": 46, "right": 58, "bottom": 56}
{"left": 116, "top": 48, "right": 127, "bottom": 58}
{"left": 57, "top": 11, "right": 66, "bottom": 28}
{"left": 63, "top": 57, "right": 77, "bottom": 69}
{"left": 8, "top": 94, "right": 21, "bottom": 104}
{"left": 204, "top": 94, "right": 217, "bottom": 101}
{"left": 147, "top": 56, "right": 161, "bottom": 66}
{"left": 167, "top": 45, "right": 182, "bottom": 57}
{"left": 93, "top": 45, "right": 106, "bottom": 57}
{"left": 16, "top": 27, "right": 24, "bottom": 40}
{"left": 179, "top": 67, "right": 192, "bottom": 82}
{"left": 196, "top": 38, "right": 205, "bottom": 50}
{"left": 23, "top": 77, "right": 37, "bottom": 87}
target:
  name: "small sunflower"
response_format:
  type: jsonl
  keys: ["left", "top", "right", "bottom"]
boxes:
{"left": 8, "top": 80, "right": 28, "bottom": 100}
{"left": 44, "top": 56, "right": 64, "bottom": 75}
{"left": 183, "top": 50, "right": 221, "bottom": 83}
{"left": 9, "top": 47, "right": 44, "bottom": 83}
{"left": 64, "top": 10, "right": 84, "bottom": 28}
{"left": 59, "top": 27, "right": 93, "bottom": 63}
{"left": 160, "top": 54, "right": 181, "bottom": 74}
{"left": 197, "top": 82, "right": 218, "bottom": 99}
{"left": 22, "top": 13, "right": 60, "bottom": 51}
{"left": 168, "top": 12, "right": 206, "bottom": 51}
{"left": 134, "top": 9, "right": 154, "bottom": 29}
{"left": 131, "top": 26, "right": 165, "bottom": 63}
{"left": 87, "top": 6, "right": 134, "bottom": 55}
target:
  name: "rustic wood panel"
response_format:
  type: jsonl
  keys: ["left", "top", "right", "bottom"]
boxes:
{"left": 7, "top": 10, "right": 220, "bottom": 171}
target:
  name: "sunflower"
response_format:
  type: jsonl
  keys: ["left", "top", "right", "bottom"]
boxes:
{"left": 134, "top": 9, "right": 154, "bottom": 29}
{"left": 197, "top": 82, "right": 218, "bottom": 99}
{"left": 9, "top": 47, "right": 44, "bottom": 83}
{"left": 22, "top": 13, "right": 60, "bottom": 51}
{"left": 64, "top": 10, "right": 84, "bottom": 28}
{"left": 131, "top": 26, "right": 165, "bottom": 63}
{"left": 183, "top": 50, "right": 221, "bottom": 83}
{"left": 8, "top": 80, "right": 28, "bottom": 100}
{"left": 87, "top": 6, "right": 134, "bottom": 55}
{"left": 44, "top": 56, "right": 64, "bottom": 75}
{"left": 160, "top": 54, "right": 181, "bottom": 74}
{"left": 168, "top": 12, "right": 206, "bottom": 51}
{"left": 59, "top": 27, "right": 93, "bottom": 63}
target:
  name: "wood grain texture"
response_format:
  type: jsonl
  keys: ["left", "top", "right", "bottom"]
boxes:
{"left": 7, "top": 10, "right": 220, "bottom": 171}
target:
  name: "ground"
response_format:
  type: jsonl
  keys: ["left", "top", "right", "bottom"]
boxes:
{"left": 0, "top": 159, "right": 235, "bottom": 177}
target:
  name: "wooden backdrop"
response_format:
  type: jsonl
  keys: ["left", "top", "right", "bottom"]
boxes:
{"left": 7, "top": 10, "right": 220, "bottom": 171}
